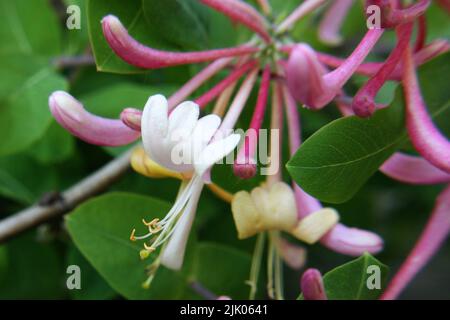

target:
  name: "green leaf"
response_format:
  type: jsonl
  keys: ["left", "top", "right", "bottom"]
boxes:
{"left": 66, "top": 244, "right": 117, "bottom": 300}
{"left": 0, "top": 54, "right": 67, "bottom": 156}
{"left": 0, "top": 154, "right": 60, "bottom": 204}
{"left": 0, "top": 168, "right": 34, "bottom": 204}
{"left": 0, "top": 233, "right": 66, "bottom": 299}
{"left": 66, "top": 192, "right": 190, "bottom": 299}
{"left": 287, "top": 100, "right": 405, "bottom": 203}
{"left": 321, "top": 253, "right": 389, "bottom": 300}
{"left": 142, "top": 0, "right": 208, "bottom": 50}
{"left": 0, "top": 0, "right": 61, "bottom": 56}
{"left": 190, "top": 243, "right": 252, "bottom": 299}
{"left": 87, "top": 0, "right": 175, "bottom": 74}
{"left": 27, "top": 121, "right": 75, "bottom": 165}
{"left": 287, "top": 53, "right": 450, "bottom": 203}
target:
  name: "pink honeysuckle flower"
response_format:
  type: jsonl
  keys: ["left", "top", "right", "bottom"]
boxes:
{"left": 49, "top": 91, "right": 140, "bottom": 146}
{"left": 352, "top": 22, "right": 413, "bottom": 117}
{"left": 48, "top": 0, "right": 447, "bottom": 296}
{"left": 291, "top": 39, "right": 449, "bottom": 81}
{"left": 233, "top": 64, "right": 271, "bottom": 179}
{"left": 381, "top": 184, "right": 450, "bottom": 299}
{"left": 281, "top": 85, "right": 384, "bottom": 256}
{"left": 318, "top": 0, "right": 353, "bottom": 46}
{"left": 301, "top": 268, "right": 328, "bottom": 300}
{"left": 365, "top": 0, "right": 431, "bottom": 28}
{"left": 286, "top": 28, "right": 384, "bottom": 109}
{"left": 380, "top": 153, "right": 450, "bottom": 185}
{"left": 101, "top": 15, "right": 259, "bottom": 69}
{"left": 402, "top": 46, "right": 450, "bottom": 174}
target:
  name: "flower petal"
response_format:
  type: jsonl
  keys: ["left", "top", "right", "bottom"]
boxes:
{"left": 141, "top": 94, "right": 171, "bottom": 167}
{"left": 194, "top": 133, "right": 241, "bottom": 177}
{"left": 49, "top": 91, "right": 140, "bottom": 146}
{"left": 160, "top": 181, "right": 204, "bottom": 270}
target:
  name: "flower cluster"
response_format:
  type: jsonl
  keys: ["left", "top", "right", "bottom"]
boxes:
{"left": 49, "top": 0, "right": 450, "bottom": 299}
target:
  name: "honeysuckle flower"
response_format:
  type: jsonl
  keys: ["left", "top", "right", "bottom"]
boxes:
{"left": 286, "top": 28, "right": 384, "bottom": 109}
{"left": 49, "top": 91, "right": 140, "bottom": 146}
{"left": 46, "top": 0, "right": 447, "bottom": 298}
{"left": 402, "top": 46, "right": 450, "bottom": 174}
{"left": 352, "top": 22, "right": 414, "bottom": 117}
{"left": 231, "top": 181, "right": 340, "bottom": 243}
{"left": 130, "top": 94, "right": 240, "bottom": 270}
{"left": 282, "top": 84, "right": 384, "bottom": 256}
{"left": 301, "top": 268, "right": 328, "bottom": 300}
{"left": 301, "top": 269, "right": 327, "bottom": 300}
{"left": 380, "top": 153, "right": 450, "bottom": 185}
{"left": 101, "top": 15, "right": 258, "bottom": 69}
{"left": 233, "top": 64, "right": 271, "bottom": 179}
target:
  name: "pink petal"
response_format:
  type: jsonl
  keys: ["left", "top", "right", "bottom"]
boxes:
{"left": 381, "top": 153, "right": 450, "bottom": 185}
{"left": 49, "top": 91, "right": 140, "bottom": 146}
{"left": 301, "top": 268, "right": 328, "bottom": 300}
{"left": 101, "top": 15, "right": 258, "bottom": 69}
{"left": 403, "top": 46, "right": 450, "bottom": 173}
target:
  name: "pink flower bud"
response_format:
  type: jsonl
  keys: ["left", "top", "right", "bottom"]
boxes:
{"left": 49, "top": 91, "right": 140, "bottom": 146}
{"left": 101, "top": 15, "right": 258, "bottom": 69}
{"left": 301, "top": 268, "right": 328, "bottom": 300}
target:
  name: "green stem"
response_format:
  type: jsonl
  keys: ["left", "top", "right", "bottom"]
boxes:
{"left": 247, "top": 232, "right": 266, "bottom": 299}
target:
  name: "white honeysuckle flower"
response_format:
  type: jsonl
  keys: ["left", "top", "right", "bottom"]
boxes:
{"left": 132, "top": 95, "right": 240, "bottom": 271}
{"left": 141, "top": 94, "right": 240, "bottom": 177}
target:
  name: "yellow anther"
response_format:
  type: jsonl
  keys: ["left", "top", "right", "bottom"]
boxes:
{"left": 142, "top": 218, "right": 159, "bottom": 226}
{"left": 139, "top": 249, "right": 151, "bottom": 260}
{"left": 130, "top": 229, "right": 137, "bottom": 241}
{"left": 143, "top": 243, "right": 156, "bottom": 252}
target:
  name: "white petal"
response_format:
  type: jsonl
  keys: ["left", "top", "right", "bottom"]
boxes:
{"left": 160, "top": 180, "right": 204, "bottom": 270}
{"left": 189, "top": 114, "right": 221, "bottom": 158}
{"left": 141, "top": 95, "right": 169, "bottom": 163}
{"left": 194, "top": 134, "right": 240, "bottom": 177}
{"left": 168, "top": 101, "right": 199, "bottom": 137}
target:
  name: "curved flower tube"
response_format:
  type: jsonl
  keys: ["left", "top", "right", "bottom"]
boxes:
{"left": 352, "top": 23, "right": 413, "bottom": 117}
{"left": 168, "top": 57, "right": 233, "bottom": 109}
{"left": 234, "top": 64, "right": 271, "bottom": 179}
{"left": 318, "top": 0, "right": 353, "bottom": 46}
{"left": 282, "top": 85, "right": 383, "bottom": 256}
{"left": 195, "top": 60, "right": 258, "bottom": 108}
{"left": 284, "top": 39, "right": 449, "bottom": 80}
{"left": 49, "top": 91, "right": 140, "bottom": 146}
{"left": 200, "top": 0, "right": 271, "bottom": 42}
{"left": 286, "top": 29, "right": 384, "bottom": 109}
{"left": 381, "top": 184, "right": 450, "bottom": 300}
{"left": 381, "top": 153, "right": 450, "bottom": 185}
{"left": 101, "top": 15, "right": 259, "bottom": 69}
{"left": 301, "top": 269, "right": 328, "bottom": 300}
{"left": 403, "top": 46, "right": 450, "bottom": 174}
{"left": 365, "top": 0, "right": 431, "bottom": 29}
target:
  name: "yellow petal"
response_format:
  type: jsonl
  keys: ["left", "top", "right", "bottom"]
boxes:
{"left": 131, "top": 147, "right": 183, "bottom": 180}
{"left": 251, "top": 182, "right": 298, "bottom": 231}
{"left": 231, "top": 191, "right": 264, "bottom": 239}
{"left": 290, "top": 208, "right": 339, "bottom": 244}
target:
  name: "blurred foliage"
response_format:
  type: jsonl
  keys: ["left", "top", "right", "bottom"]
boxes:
{"left": 0, "top": 0, "right": 448, "bottom": 299}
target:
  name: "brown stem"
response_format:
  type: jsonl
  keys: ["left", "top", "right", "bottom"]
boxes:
{"left": 0, "top": 147, "right": 135, "bottom": 243}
